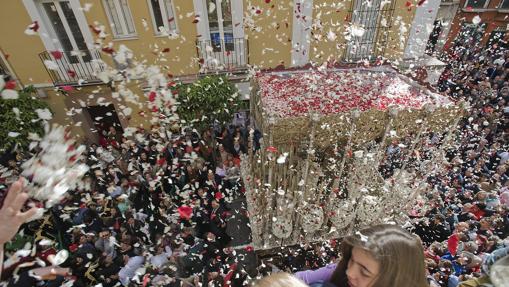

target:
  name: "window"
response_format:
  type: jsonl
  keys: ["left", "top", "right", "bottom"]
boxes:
{"left": 207, "top": 0, "right": 234, "bottom": 52}
{"left": 500, "top": 0, "right": 509, "bottom": 9}
{"left": 147, "top": 0, "right": 177, "bottom": 35}
{"left": 40, "top": 0, "right": 91, "bottom": 63}
{"left": 464, "top": 0, "right": 489, "bottom": 9}
{"left": 103, "top": 0, "right": 136, "bottom": 38}
{"left": 344, "top": 0, "right": 394, "bottom": 62}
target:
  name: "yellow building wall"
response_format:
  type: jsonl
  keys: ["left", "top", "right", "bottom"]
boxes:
{"left": 0, "top": 0, "right": 418, "bottom": 140}
{"left": 43, "top": 89, "right": 87, "bottom": 141}
{"left": 309, "top": 1, "right": 352, "bottom": 63}
{"left": 383, "top": 0, "right": 416, "bottom": 62}
{"left": 42, "top": 83, "right": 152, "bottom": 142}
{"left": 0, "top": 0, "right": 189, "bottom": 139}
{"left": 85, "top": 0, "right": 200, "bottom": 76}
{"left": 0, "top": 1, "right": 52, "bottom": 85}
{"left": 244, "top": 0, "right": 293, "bottom": 68}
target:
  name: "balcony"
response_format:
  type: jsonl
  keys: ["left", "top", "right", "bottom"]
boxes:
{"left": 38, "top": 49, "right": 106, "bottom": 86}
{"left": 196, "top": 38, "right": 248, "bottom": 73}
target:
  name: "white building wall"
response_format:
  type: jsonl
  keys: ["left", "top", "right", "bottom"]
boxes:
{"left": 403, "top": 0, "right": 442, "bottom": 59}
{"left": 435, "top": 1, "right": 461, "bottom": 52}
{"left": 291, "top": 0, "right": 313, "bottom": 67}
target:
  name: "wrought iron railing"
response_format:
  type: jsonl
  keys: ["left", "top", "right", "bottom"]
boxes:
{"left": 38, "top": 49, "right": 105, "bottom": 86}
{"left": 343, "top": 0, "right": 396, "bottom": 62}
{"left": 196, "top": 37, "right": 249, "bottom": 71}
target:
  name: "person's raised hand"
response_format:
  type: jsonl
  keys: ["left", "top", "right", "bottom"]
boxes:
{"left": 30, "top": 266, "right": 70, "bottom": 280}
{"left": 0, "top": 178, "right": 39, "bottom": 245}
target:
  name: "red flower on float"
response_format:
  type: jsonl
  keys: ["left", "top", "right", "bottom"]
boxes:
{"left": 266, "top": 146, "right": 278, "bottom": 153}
{"left": 148, "top": 91, "right": 157, "bottom": 102}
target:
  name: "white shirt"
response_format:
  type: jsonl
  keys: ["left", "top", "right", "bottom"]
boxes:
{"left": 119, "top": 256, "right": 145, "bottom": 286}
{"left": 150, "top": 253, "right": 170, "bottom": 268}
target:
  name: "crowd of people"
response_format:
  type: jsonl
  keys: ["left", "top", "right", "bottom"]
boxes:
{"left": 413, "top": 40, "right": 509, "bottom": 286}
{"left": 1, "top": 35, "right": 509, "bottom": 287}
{"left": 238, "top": 39, "right": 509, "bottom": 287}
{"left": 0, "top": 124, "right": 253, "bottom": 286}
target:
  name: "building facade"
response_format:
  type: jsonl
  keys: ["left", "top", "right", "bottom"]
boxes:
{"left": 443, "top": 0, "right": 509, "bottom": 51}
{"left": 0, "top": 0, "right": 438, "bottom": 141}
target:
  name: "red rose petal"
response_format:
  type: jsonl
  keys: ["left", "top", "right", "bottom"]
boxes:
{"left": 102, "top": 47, "right": 115, "bottom": 54}
{"left": 89, "top": 24, "right": 101, "bottom": 35}
{"left": 50, "top": 50, "right": 63, "bottom": 60}
{"left": 148, "top": 91, "right": 157, "bottom": 102}
{"left": 62, "top": 85, "right": 74, "bottom": 92}
{"left": 4, "top": 80, "right": 17, "bottom": 90}
{"left": 30, "top": 21, "right": 39, "bottom": 32}
{"left": 177, "top": 206, "right": 193, "bottom": 220}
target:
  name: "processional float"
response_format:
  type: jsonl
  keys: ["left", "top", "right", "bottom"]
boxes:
{"left": 240, "top": 66, "right": 465, "bottom": 250}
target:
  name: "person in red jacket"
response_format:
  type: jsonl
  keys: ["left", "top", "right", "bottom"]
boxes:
{"left": 448, "top": 222, "right": 470, "bottom": 256}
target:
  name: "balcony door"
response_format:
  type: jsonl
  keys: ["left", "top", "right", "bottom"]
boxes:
{"left": 23, "top": 0, "right": 100, "bottom": 83}
{"left": 39, "top": 0, "right": 92, "bottom": 65}
{"left": 194, "top": 0, "right": 245, "bottom": 69}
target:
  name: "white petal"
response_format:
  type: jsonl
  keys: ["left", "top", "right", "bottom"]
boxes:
{"left": 35, "top": 108, "right": 53, "bottom": 120}
{"left": 1, "top": 89, "right": 19, "bottom": 100}
{"left": 44, "top": 60, "right": 59, "bottom": 70}
{"left": 24, "top": 29, "right": 37, "bottom": 35}
{"left": 472, "top": 15, "right": 481, "bottom": 25}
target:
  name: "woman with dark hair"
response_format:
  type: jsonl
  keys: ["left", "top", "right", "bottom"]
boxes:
{"left": 295, "top": 224, "right": 429, "bottom": 287}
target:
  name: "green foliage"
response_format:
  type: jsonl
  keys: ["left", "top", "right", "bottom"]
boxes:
{"left": 174, "top": 76, "right": 241, "bottom": 130}
{"left": 0, "top": 90, "right": 50, "bottom": 153}
{"left": 21, "top": 85, "right": 37, "bottom": 95}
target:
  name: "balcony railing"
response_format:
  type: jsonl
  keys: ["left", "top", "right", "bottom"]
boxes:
{"left": 342, "top": 0, "right": 395, "bottom": 63}
{"left": 39, "top": 49, "right": 105, "bottom": 86}
{"left": 196, "top": 38, "right": 248, "bottom": 72}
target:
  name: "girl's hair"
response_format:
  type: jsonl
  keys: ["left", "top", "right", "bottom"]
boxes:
{"left": 254, "top": 273, "right": 308, "bottom": 287}
{"left": 329, "top": 224, "right": 428, "bottom": 287}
